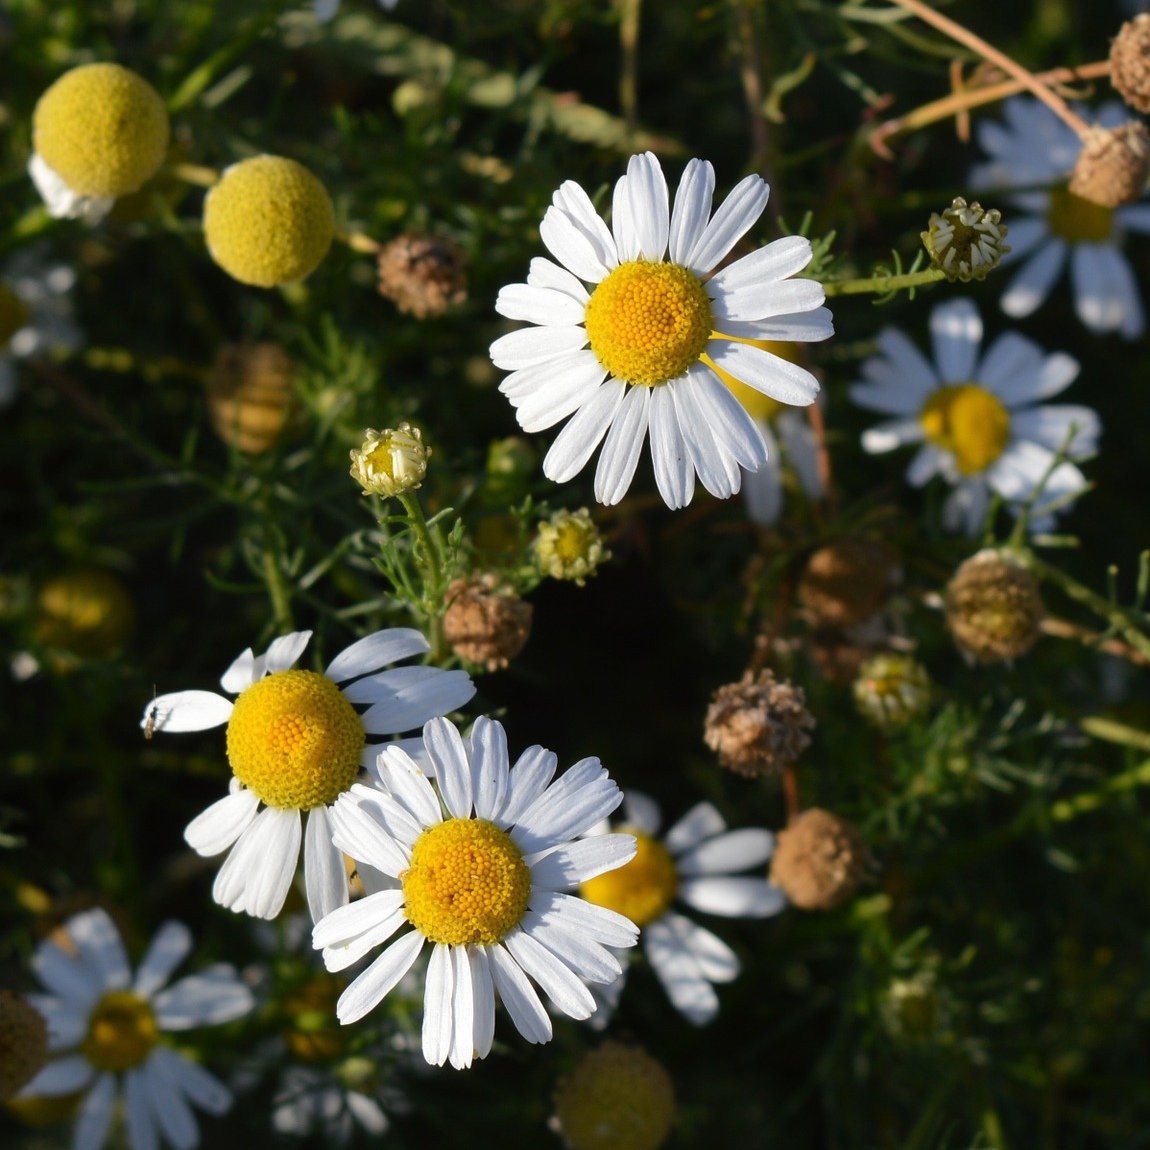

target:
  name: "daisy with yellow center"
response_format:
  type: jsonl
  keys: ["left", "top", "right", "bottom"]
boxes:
{"left": 970, "top": 97, "right": 1150, "bottom": 338}
{"left": 850, "top": 299, "right": 1100, "bottom": 535}
{"left": 18, "top": 908, "right": 253, "bottom": 1150}
{"left": 311, "top": 716, "right": 639, "bottom": 1068}
{"left": 580, "top": 791, "right": 783, "bottom": 1026}
{"left": 489, "top": 151, "right": 833, "bottom": 509}
{"left": 142, "top": 628, "right": 475, "bottom": 922}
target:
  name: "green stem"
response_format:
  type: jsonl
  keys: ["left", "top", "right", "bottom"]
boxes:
{"left": 822, "top": 266, "right": 946, "bottom": 297}
{"left": 1024, "top": 553, "right": 1150, "bottom": 662}
{"left": 398, "top": 492, "right": 447, "bottom": 661}
{"left": 262, "top": 533, "right": 295, "bottom": 634}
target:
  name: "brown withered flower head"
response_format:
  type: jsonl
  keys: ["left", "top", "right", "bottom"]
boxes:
{"left": 1068, "top": 122, "right": 1150, "bottom": 210}
{"left": 376, "top": 233, "right": 467, "bottom": 319}
{"left": 797, "top": 538, "right": 900, "bottom": 631}
{"left": 443, "top": 574, "right": 533, "bottom": 672}
{"left": 770, "top": 807, "right": 867, "bottom": 911}
{"left": 1111, "top": 15, "right": 1150, "bottom": 116}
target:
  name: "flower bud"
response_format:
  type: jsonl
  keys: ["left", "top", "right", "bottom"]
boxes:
{"left": 852, "top": 652, "right": 932, "bottom": 729}
{"left": 206, "top": 342, "right": 295, "bottom": 454}
{"left": 921, "top": 196, "right": 1010, "bottom": 282}
{"left": 769, "top": 807, "right": 866, "bottom": 911}
{"left": 533, "top": 508, "right": 610, "bottom": 586}
{"left": 349, "top": 423, "right": 430, "bottom": 498}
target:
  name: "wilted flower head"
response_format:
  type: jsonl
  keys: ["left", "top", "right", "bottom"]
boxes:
{"left": 921, "top": 196, "right": 1010, "bottom": 282}
{"left": 0, "top": 991, "right": 48, "bottom": 1101}
{"left": 203, "top": 156, "right": 334, "bottom": 287}
{"left": 769, "top": 808, "right": 867, "bottom": 911}
{"left": 552, "top": 1042, "right": 676, "bottom": 1150}
{"left": 349, "top": 423, "right": 430, "bottom": 498}
{"left": 442, "top": 575, "right": 533, "bottom": 671}
{"left": 1110, "top": 15, "right": 1150, "bottom": 115}
{"left": 944, "top": 549, "right": 1044, "bottom": 664}
{"left": 376, "top": 233, "right": 467, "bottom": 318}
{"left": 797, "top": 538, "right": 900, "bottom": 630}
{"left": 1068, "top": 122, "right": 1150, "bottom": 209}
{"left": 703, "top": 669, "right": 815, "bottom": 777}
{"left": 533, "top": 508, "right": 611, "bottom": 586}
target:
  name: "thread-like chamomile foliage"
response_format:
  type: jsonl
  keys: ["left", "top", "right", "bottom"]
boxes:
{"left": 33, "top": 63, "right": 169, "bottom": 197}
{"left": 203, "top": 156, "right": 335, "bottom": 287}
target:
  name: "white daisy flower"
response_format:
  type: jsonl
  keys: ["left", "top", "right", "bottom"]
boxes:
{"left": 0, "top": 246, "right": 83, "bottom": 407}
{"left": 312, "top": 715, "right": 640, "bottom": 1069}
{"left": 489, "top": 151, "right": 834, "bottom": 509}
{"left": 142, "top": 628, "right": 475, "bottom": 923}
{"left": 272, "top": 1065, "right": 390, "bottom": 1142}
{"left": 581, "top": 790, "right": 785, "bottom": 1026}
{"left": 850, "top": 298, "right": 1100, "bottom": 535}
{"left": 18, "top": 907, "right": 253, "bottom": 1150}
{"left": 970, "top": 96, "right": 1150, "bottom": 338}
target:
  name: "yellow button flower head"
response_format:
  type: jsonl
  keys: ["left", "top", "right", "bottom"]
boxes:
{"left": 204, "top": 156, "right": 335, "bottom": 287}
{"left": 31, "top": 64, "right": 169, "bottom": 220}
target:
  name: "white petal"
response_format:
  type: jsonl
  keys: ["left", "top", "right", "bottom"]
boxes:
{"left": 125, "top": 1068, "right": 160, "bottom": 1150}
{"left": 706, "top": 340, "right": 819, "bottom": 406}
{"left": 711, "top": 274, "right": 826, "bottom": 325}
{"left": 20, "top": 1054, "right": 93, "bottom": 1097}
{"left": 665, "top": 801, "right": 726, "bottom": 854}
{"left": 520, "top": 910, "right": 623, "bottom": 984}
{"left": 211, "top": 807, "right": 301, "bottom": 920}
{"left": 312, "top": 888, "right": 406, "bottom": 949}
{"left": 929, "top": 298, "right": 982, "bottom": 382}
{"left": 526, "top": 256, "right": 591, "bottom": 302}
{"left": 320, "top": 902, "right": 408, "bottom": 973}
{"left": 678, "top": 875, "right": 788, "bottom": 917}
{"left": 263, "top": 631, "right": 312, "bottom": 674}
{"left": 185, "top": 786, "right": 260, "bottom": 857}
{"left": 643, "top": 918, "right": 720, "bottom": 1025}
{"left": 622, "top": 151, "right": 670, "bottom": 262}
{"left": 672, "top": 371, "right": 737, "bottom": 499}
{"left": 32, "top": 943, "right": 101, "bottom": 1013}
{"left": 503, "top": 929, "right": 597, "bottom": 1019}
{"left": 868, "top": 326, "right": 938, "bottom": 396}
{"left": 28, "top": 153, "right": 114, "bottom": 222}
{"left": 743, "top": 437, "right": 784, "bottom": 527}
{"left": 511, "top": 354, "right": 608, "bottom": 434}
{"left": 497, "top": 746, "right": 559, "bottom": 828}
{"left": 677, "top": 827, "right": 775, "bottom": 875}
{"left": 153, "top": 964, "right": 254, "bottom": 1029}
{"left": 358, "top": 668, "right": 476, "bottom": 735}
{"left": 424, "top": 716, "right": 473, "bottom": 819}
{"left": 27, "top": 994, "right": 85, "bottom": 1051}
{"left": 469, "top": 947, "right": 496, "bottom": 1060}
{"left": 448, "top": 946, "right": 476, "bottom": 1069}
{"left": 69, "top": 908, "right": 131, "bottom": 991}
{"left": 621, "top": 791, "right": 662, "bottom": 836}
{"left": 329, "top": 791, "right": 412, "bottom": 877}
{"left": 145, "top": 691, "right": 232, "bottom": 734}
{"left": 690, "top": 368, "right": 770, "bottom": 470}
{"left": 550, "top": 179, "right": 619, "bottom": 271}
{"left": 134, "top": 922, "right": 192, "bottom": 997}
{"left": 527, "top": 833, "right": 638, "bottom": 888}
{"left": 542, "top": 378, "right": 628, "bottom": 484}
{"left": 495, "top": 282, "right": 588, "bottom": 327}
{"left": 861, "top": 418, "right": 925, "bottom": 454}
{"left": 686, "top": 173, "right": 770, "bottom": 275}
{"left": 346, "top": 1091, "right": 389, "bottom": 1135}
{"left": 1072, "top": 241, "right": 1144, "bottom": 337}
{"left": 593, "top": 384, "right": 650, "bottom": 506}
{"left": 470, "top": 716, "right": 510, "bottom": 821}
{"left": 1011, "top": 404, "right": 1100, "bottom": 456}
{"left": 717, "top": 306, "right": 834, "bottom": 343}
{"left": 336, "top": 931, "right": 425, "bottom": 1024}
{"left": 668, "top": 158, "right": 715, "bottom": 266}
{"left": 976, "top": 331, "right": 1053, "bottom": 403}
{"left": 487, "top": 943, "right": 552, "bottom": 1044}
{"left": 219, "top": 647, "right": 257, "bottom": 693}
{"left": 141, "top": 1058, "right": 198, "bottom": 1150}
{"left": 906, "top": 444, "right": 947, "bottom": 487}
{"left": 541, "top": 205, "right": 614, "bottom": 283}
{"left": 489, "top": 325, "right": 588, "bottom": 370}
{"left": 660, "top": 912, "right": 741, "bottom": 981}
{"left": 422, "top": 943, "right": 455, "bottom": 1067}
{"left": 377, "top": 750, "right": 443, "bottom": 828}
{"left": 304, "top": 807, "right": 349, "bottom": 923}
{"left": 149, "top": 1047, "right": 231, "bottom": 1115}
{"left": 73, "top": 1072, "right": 116, "bottom": 1150}
{"left": 709, "top": 235, "right": 813, "bottom": 295}
{"left": 326, "top": 628, "right": 428, "bottom": 682}
{"left": 777, "top": 409, "right": 823, "bottom": 499}
{"left": 1001, "top": 239, "right": 1066, "bottom": 318}
{"left": 527, "top": 889, "right": 640, "bottom": 948}
{"left": 512, "top": 758, "right": 623, "bottom": 852}
{"left": 648, "top": 383, "right": 695, "bottom": 509}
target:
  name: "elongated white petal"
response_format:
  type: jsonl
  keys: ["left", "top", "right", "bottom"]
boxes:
{"left": 527, "top": 890, "right": 640, "bottom": 948}
{"left": 422, "top": 943, "right": 455, "bottom": 1067}
{"left": 470, "top": 716, "right": 510, "bottom": 821}
{"left": 527, "top": 834, "right": 638, "bottom": 889}
{"left": 644, "top": 917, "right": 719, "bottom": 1025}
{"left": 593, "top": 383, "right": 650, "bottom": 506}
{"left": 498, "top": 746, "right": 559, "bottom": 828}
{"left": 488, "top": 943, "right": 552, "bottom": 1044}
{"left": 145, "top": 691, "right": 232, "bottom": 734}
{"left": 648, "top": 383, "right": 695, "bottom": 509}
{"left": 551, "top": 179, "right": 619, "bottom": 271}
{"left": 686, "top": 173, "right": 770, "bottom": 275}
{"left": 489, "top": 325, "right": 589, "bottom": 370}
{"left": 624, "top": 151, "right": 670, "bottom": 262}
{"left": 358, "top": 668, "right": 476, "bottom": 736}
{"left": 141, "top": 1057, "right": 199, "bottom": 1150}
{"left": 337, "top": 931, "right": 425, "bottom": 1024}
{"left": 521, "top": 910, "right": 622, "bottom": 984}
{"left": 495, "top": 282, "right": 587, "bottom": 326}
{"left": 930, "top": 298, "right": 982, "bottom": 383}
{"left": 542, "top": 378, "right": 628, "bottom": 484}
{"left": 671, "top": 370, "right": 739, "bottom": 499}
{"left": 690, "top": 369, "right": 770, "bottom": 471}
{"left": 424, "top": 715, "right": 473, "bottom": 819}
{"left": 304, "top": 807, "right": 349, "bottom": 924}
{"left": 541, "top": 204, "right": 614, "bottom": 283}
{"left": 32, "top": 944, "right": 101, "bottom": 1014}
{"left": 709, "top": 235, "right": 813, "bottom": 294}
{"left": 263, "top": 631, "right": 312, "bottom": 674}
{"left": 134, "top": 922, "right": 192, "bottom": 998}
{"left": 1001, "top": 239, "right": 1066, "bottom": 319}
{"left": 526, "top": 256, "right": 591, "bottom": 302}
{"left": 212, "top": 807, "right": 301, "bottom": 920}
{"left": 676, "top": 827, "right": 775, "bottom": 875}
{"left": 27, "top": 994, "right": 86, "bottom": 1051}
{"left": 329, "top": 792, "right": 412, "bottom": 877}
{"left": 126, "top": 1065, "right": 160, "bottom": 1150}
{"left": 706, "top": 340, "right": 819, "bottom": 406}
{"left": 669, "top": 158, "right": 715, "bottom": 266}
{"left": 149, "top": 1047, "right": 231, "bottom": 1115}
{"left": 664, "top": 800, "right": 726, "bottom": 854}
{"left": 326, "top": 628, "right": 428, "bottom": 682}
{"left": 313, "top": 888, "right": 407, "bottom": 949}
{"left": 710, "top": 276, "right": 826, "bottom": 324}
{"left": 503, "top": 928, "right": 596, "bottom": 1019}
{"left": 185, "top": 786, "right": 260, "bottom": 857}
{"left": 377, "top": 748, "right": 443, "bottom": 827}
{"left": 448, "top": 945, "right": 475, "bottom": 1069}
{"left": 69, "top": 908, "right": 131, "bottom": 992}
{"left": 513, "top": 356, "right": 608, "bottom": 434}
{"left": 678, "top": 875, "right": 788, "bottom": 918}
{"left": 321, "top": 909, "right": 409, "bottom": 973}
{"left": 73, "top": 1072, "right": 116, "bottom": 1150}
{"left": 512, "top": 758, "right": 622, "bottom": 852}
{"left": 20, "top": 1054, "right": 93, "bottom": 1097}
{"left": 153, "top": 964, "right": 254, "bottom": 1029}
{"left": 469, "top": 947, "right": 496, "bottom": 1060}
{"left": 219, "top": 647, "right": 257, "bottom": 694}
{"left": 715, "top": 306, "right": 834, "bottom": 344}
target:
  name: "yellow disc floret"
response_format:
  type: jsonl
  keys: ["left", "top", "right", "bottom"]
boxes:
{"left": 553, "top": 1042, "right": 676, "bottom": 1150}
{"left": 1046, "top": 187, "right": 1113, "bottom": 243}
{"left": 226, "top": 670, "right": 364, "bottom": 810}
{"left": 919, "top": 383, "right": 1010, "bottom": 475}
{"left": 33, "top": 64, "right": 169, "bottom": 198}
{"left": 203, "top": 156, "right": 335, "bottom": 288}
{"left": 402, "top": 818, "right": 531, "bottom": 946}
{"left": 81, "top": 991, "right": 158, "bottom": 1073}
{"left": 585, "top": 260, "right": 713, "bottom": 386}
{"left": 580, "top": 830, "right": 677, "bottom": 927}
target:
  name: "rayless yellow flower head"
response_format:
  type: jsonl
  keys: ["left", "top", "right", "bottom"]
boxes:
{"left": 203, "top": 156, "right": 335, "bottom": 287}
{"left": 533, "top": 508, "right": 610, "bottom": 586}
{"left": 552, "top": 1042, "right": 676, "bottom": 1150}
{"left": 921, "top": 197, "right": 1010, "bottom": 282}
{"left": 349, "top": 423, "right": 429, "bottom": 498}
{"left": 30, "top": 63, "right": 169, "bottom": 221}
{"left": 852, "top": 652, "right": 932, "bottom": 729}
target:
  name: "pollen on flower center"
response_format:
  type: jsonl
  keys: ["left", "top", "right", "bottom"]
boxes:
{"left": 226, "top": 669, "right": 365, "bottom": 810}
{"left": 402, "top": 818, "right": 531, "bottom": 946}
{"left": 584, "top": 260, "right": 713, "bottom": 387}
{"left": 0, "top": 284, "right": 30, "bottom": 349}
{"left": 580, "top": 830, "right": 677, "bottom": 927}
{"left": 82, "top": 991, "right": 158, "bottom": 1073}
{"left": 1046, "top": 187, "right": 1113, "bottom": 243}
{"left": 919, "top": 383, "right": 1010, "bottom": 475}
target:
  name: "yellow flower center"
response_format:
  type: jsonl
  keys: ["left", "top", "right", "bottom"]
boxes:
{"left": 919, "top": 383, "right": 1011, "bottom": 476}
{"left": 0, "top": 284, "right": 31, "bottom": 350}
{"left": 580, "top": 830, "right": 677, "bottom": 927}
{"left": 81, "top": 991, "right": 157, "bottom": 1073}
{"left": 1046, "top": 187, "right": 1113, "bottom": 243}
{"left": 282, "top": 974, "right": 346, "bottom": 1063}
{"left": 584, "top": 261, "right": 713, "bottom": 386}
{"left": 226, "top": 670, "right": 364, "bottom": 810}
{"left": 553, "top": 1042, "right": 676, "bottom": 1150}
{"left": 402, "top": 818, "right": 531, "bottom": 946}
